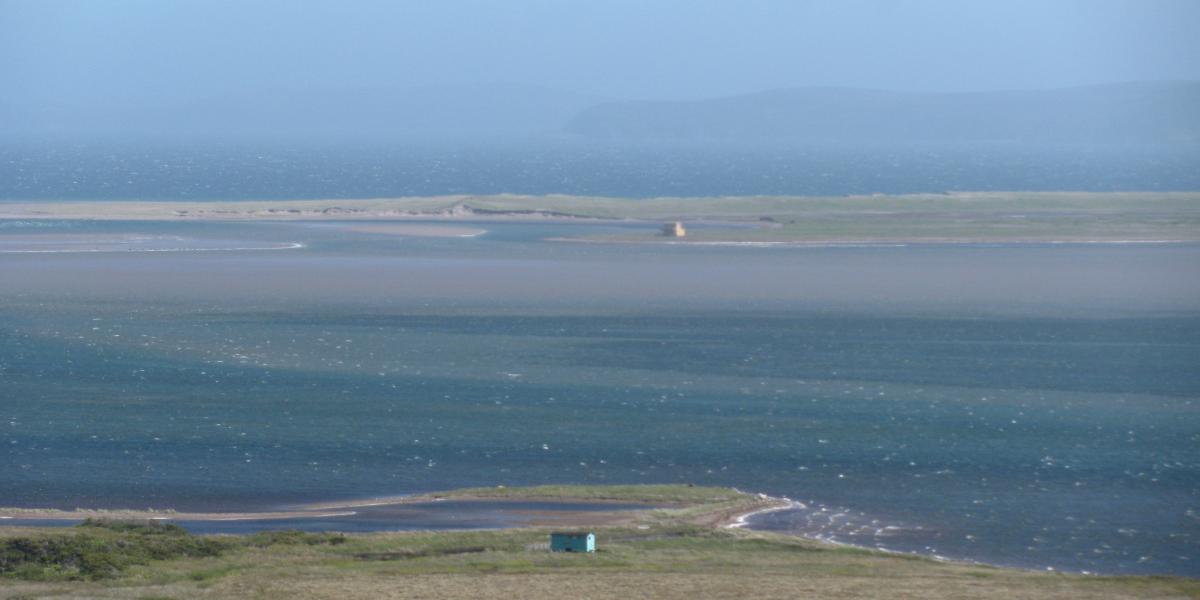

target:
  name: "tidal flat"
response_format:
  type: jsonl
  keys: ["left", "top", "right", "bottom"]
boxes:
{"left": 0, "top": 211, "right": 1197, "bottom": 579}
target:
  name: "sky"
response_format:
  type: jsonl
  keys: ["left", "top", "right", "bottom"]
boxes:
{"left": 3, "top": 0, "right": 1199, "bottom": 107}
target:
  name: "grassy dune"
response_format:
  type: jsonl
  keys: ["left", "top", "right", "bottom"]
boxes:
{"left": 3, "top": 191, "right": 1199, "bottom": 242}
{"left": 1, "top": 486, "right": 1196, "bottom": 599}
{"left": 535, "top": 191, "right": 1200, "bottom": 242}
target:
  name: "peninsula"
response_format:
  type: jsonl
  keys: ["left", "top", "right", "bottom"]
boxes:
{"left": 3, "top": 191, "right": 1198, "bottom": 244}
{"left": 2, "top": 485, "right": 1196, "bottom": 599}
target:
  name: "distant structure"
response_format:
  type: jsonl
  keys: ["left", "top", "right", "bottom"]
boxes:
{"left": 660, "top": 221, "right": 686, "bottom": 238}
{"left": 550, "top": 531, "right": 595, "bottom": 553}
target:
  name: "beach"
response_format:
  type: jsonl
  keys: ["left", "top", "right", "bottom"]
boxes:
{"left": 0, "top": 485, "right": 788, "bottom": 536}
{"left": 2, "top": 191, "right": 1198, "bottom": 244}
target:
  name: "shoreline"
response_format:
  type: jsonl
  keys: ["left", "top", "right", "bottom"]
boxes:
{"left": 0, "top": 241, "right": 306, "bottom": 254}
{"left": 330, "top": 223, "right": 488, "bottom": 237}
{"left": 0, "top": 492, "right": 1152, "bottom": 578}
{"left": 0, "top": 488, "right": 788, "bottom": 530}
{"left": 0, "top": 196, "right": 616, "bottom": 223}
{"left": 546, "top": 236, "right": 1195, "bottom": 247}
{"left": 2, "top": 191, "right": 1197, "bottom": 244}
{"left": 723, "top": 497, "right": 801, "bottom": 529}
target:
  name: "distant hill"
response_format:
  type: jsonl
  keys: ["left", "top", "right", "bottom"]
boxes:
{"left": 7, "top": 81, "right": 1198, "bottom": 144}
{"left": 565, "top": 82, "right": 1200, "bottom": 144}
{"left": 1, "top": 82, "right": 605, "bottom": 141}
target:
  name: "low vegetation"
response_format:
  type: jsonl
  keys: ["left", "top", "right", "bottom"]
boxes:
{"left": 0, "top": 520, "right": 345, "bottom": 582}
{"left": 0, "top": 520, "right": 228, "bottom": 581}
{"left": 0, "top": 485, "right": 1196, "bottom": 599}
{"left": 5, "top": 192, "right": 1200, "bottom": 243}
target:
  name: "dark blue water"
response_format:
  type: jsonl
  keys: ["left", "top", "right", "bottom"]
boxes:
{"left": 2, "top": 140, "right": 1198, "bottom": 200}
{"left": 1, "top": 220, "right": 1197, "bottom": 576}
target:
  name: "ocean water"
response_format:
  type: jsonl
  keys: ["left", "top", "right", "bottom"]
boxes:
{"left": 2, "top": 139, "right": 1199, "bottom": 200}
{"left": 0, "top": 220, "right": 1198, "bottom": 576}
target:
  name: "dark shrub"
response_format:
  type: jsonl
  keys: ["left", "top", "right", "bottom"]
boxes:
{"left": 1, "top": 522, "right": 231, "bottom": 580}
{"left": 246, "top": 530, "right": 347, "bottom": 547}
{"left": 78, "top": 518, "right": 189, "bottom": 536}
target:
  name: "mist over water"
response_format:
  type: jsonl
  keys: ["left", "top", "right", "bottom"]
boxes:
{"left": 1, "top": 221, "right": 1197, "bottom": 576}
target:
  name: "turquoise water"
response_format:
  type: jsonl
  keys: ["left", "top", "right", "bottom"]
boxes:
{"left": 1, "top": 220, "right": 1197, "bottom": 576}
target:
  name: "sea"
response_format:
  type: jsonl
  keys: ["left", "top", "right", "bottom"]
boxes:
{"left": 2, "top": 139, "right": 1199, "bottom": 199}
{"left": 0, "top": 140, "right": 1198, "bottom": 577}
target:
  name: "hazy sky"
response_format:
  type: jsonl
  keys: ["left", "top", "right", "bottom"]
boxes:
{"left": 3, "top": 0, "right": 1198, "bottom": 105}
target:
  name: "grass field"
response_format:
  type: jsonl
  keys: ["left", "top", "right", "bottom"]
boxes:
{"left": 1, "top": 486, "right": 1196, "bottom": 599}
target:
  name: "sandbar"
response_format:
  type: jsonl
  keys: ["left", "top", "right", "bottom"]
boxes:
{"left": 2, "top": 191, "right": 1198, "bottom": 243}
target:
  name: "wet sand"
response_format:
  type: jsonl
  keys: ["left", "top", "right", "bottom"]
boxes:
{"left": 333, "top": 223, "right": 487, "bottom": 237}
{"left": 0, "top": 233, "right": 305, "bottom": 253}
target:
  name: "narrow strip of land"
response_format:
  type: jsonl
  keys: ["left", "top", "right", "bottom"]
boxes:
{"left": 2, "top": 191, "right": 1198, "bottom": 243}
{"left": 0, "top": 485, "right": 783, "bottom": 528}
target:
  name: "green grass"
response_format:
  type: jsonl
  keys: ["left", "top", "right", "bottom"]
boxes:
{"left": 0, "top": 520, "right": 340, "bottom": 582}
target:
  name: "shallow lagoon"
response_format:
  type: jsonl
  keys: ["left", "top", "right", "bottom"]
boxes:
{"left": 3, "top": 500, "right": 653, "bottom": 535}
{"left": 0, "top": 220, "right": 1197, "bottom": 575}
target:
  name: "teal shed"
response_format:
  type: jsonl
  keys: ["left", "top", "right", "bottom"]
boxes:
{"left": 550, "top": 531, "right": 595, "bottom": 553}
